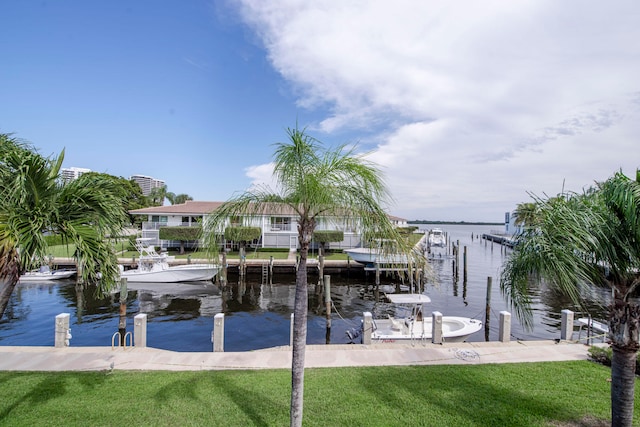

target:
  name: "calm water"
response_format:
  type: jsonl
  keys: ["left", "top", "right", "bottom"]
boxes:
{"left": 0, "top": 224, "right": 612, "bottom": 352}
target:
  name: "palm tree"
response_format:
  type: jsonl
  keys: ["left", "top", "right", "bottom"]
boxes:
{"left": 166, "top": 192, "right": 193, "bottom": 205}
{"left": 513, "top": 201, "right": 539, "bottom": 228}
{"left": 500, "top": 169, "right": 640, "bottom": 427}
{"left": 203, "top": 126, "right": 416, "bottom": 427}
{"left": 0, "top": 134, "right": 128, "bottom": 319}
{"left": 146, "top": 185, "right": 167, "bottom": 206}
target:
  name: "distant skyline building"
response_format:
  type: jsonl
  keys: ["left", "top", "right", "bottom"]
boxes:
{"left": 61, "top": 167, "right": 91, "bottom": 184}
{"left": 130, "top": 174, "right": 166, "bottom": 196}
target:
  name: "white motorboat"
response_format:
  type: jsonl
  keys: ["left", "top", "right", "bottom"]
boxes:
{"left": 121, "top": 238, "right": 219, "bottom": 283}
{"left": 428, "top": 228, "right": 446, "bottom": 248}
{"left": 343, "top": 247, "right": 408, "bottom": 265}
{"left": 19, "top": 266, "right": 77, "bottom": 282}
{"left": 366, "top": 293, "right": 482, "bottom": 343}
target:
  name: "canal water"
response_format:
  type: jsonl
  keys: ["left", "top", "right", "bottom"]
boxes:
{"left": 0, "top": 224, "right": 612, "bottom": 352}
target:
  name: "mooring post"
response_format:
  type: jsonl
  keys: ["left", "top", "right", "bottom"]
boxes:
{"left": 269, "top": 255, "right": 273, "bottom": 279}
{"left": 499, "top": 311, "right": 511, "bottom": 342}
{"left": 55, "top": 313, "right": 71, "bottom": 348}
{"left": 432, "top": 311, "right": 443, "bottom": 344}
{"left": 212, "top": 313, "right": 224, "bottom": 352}
{"left": 363, "top": 312, "right": 372, "bottom": 345}
{"left": 134, "top": 313, "right": 147, "bottom": 347}
{"left": 119, "top": 278, "right": 127, "bottom": 346}
{"left": 239, "top": 247, "right": 245, "bottom": 277}
{"left": 560, "top": 309, "right": 574, "bottom": 341}
{"left": 324, "top": 275, "right": 331, "bottom": 329}
{"left": 485, "top": 277, "right": 492, "bottom": 341}
{"left": 221, "top": 251, "right": 228, "bottom": 285}
{"left": 463, "top": 246, "right": 468, "bottom": 283}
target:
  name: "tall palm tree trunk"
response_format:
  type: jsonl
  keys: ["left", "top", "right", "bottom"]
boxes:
{"left": 611, "top": 346, "right": 637, "bottom": 427}
{"left": 610, "top": 300, "right": 640, "bottom": 427}
{"left": 0, "top": 278, "right": 18, "bottom": 320}
{"left": 290, "top": 245, "right": 308, "bottom": 427}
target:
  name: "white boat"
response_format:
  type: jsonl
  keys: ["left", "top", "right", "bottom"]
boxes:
{"left": 368, "top": 293, "right": 482, "bottom": 343}
{"left": 428, "top": 228, "right": 446, "bottom": 248}
{"left": 344, "top": 247, "right": 408, "bottom": 265}
{"left": 19, "top": 266, "right": 77, "bottom": 282}
{"left": 120, "top": 239, "right": 219, "bottom": 283}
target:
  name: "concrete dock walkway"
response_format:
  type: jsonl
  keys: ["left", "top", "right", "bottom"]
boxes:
{"left": 0, "top": 340, "right": 594, "bottom": 372}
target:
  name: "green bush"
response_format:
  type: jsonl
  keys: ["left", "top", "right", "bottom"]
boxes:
{"left": 159, "top": 226, "right": 202, "bottom": 241}
{"left": 587, "top": 345, "right": 640, "bottom": 372}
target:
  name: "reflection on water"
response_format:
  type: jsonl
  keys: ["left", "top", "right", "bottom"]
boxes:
{"left": 0, "top": 224, "right": 618, "bottom": 352}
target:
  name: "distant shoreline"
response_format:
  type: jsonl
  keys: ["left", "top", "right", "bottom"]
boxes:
{"left": 409, "top": 221, "right": 503, "bottom": 226}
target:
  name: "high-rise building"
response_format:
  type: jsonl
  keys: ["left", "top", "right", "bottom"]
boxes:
{"left": 61, "top": 167, "right": 91, "bottom": 184}
{"left": 130, "top": 174, "right": 165, "bottom": 196}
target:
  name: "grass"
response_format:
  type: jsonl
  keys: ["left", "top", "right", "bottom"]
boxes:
{"left": 0, "top": 361, "right": 633, "bottom": 426}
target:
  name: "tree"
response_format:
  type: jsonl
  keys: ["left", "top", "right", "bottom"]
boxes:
{"left": 0, "top": 134, "right": 128, "bottom": 319}
{"left": 203, "top": 126, "right": 416, "bottom": 427}
{"left": 500, "top": 169, "right": 640, "bottom": 427}
{"left": 146, "top": 185, "right": 167, "bottom": 206}
{"left": 166, "top": 192, "right": 193, "bottom": 205}
{"left": 159, "top": 226, "right": 202, "bottom": 254}
{"left": 313, "top": 230, "right": 344, "bottom": 255}
{"left": 513, "top": 202, "right": 539, "bottom": 228}
{"left": 77, "top": 172, "right": 146, "bottom": 225}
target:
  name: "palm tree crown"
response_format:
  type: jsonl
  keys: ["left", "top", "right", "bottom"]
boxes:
{"left": 203, "top": 126, "right": 414, "bottom": 427}
{"left": 500, "top": 169, "right": 640, "bottom": 426}
{"left": 0, "top": 134, "right": 128, "bottom": 319}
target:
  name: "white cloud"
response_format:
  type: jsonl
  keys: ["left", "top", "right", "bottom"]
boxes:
{"left": 238, "top": 0, "right": 640, "bottom": 221}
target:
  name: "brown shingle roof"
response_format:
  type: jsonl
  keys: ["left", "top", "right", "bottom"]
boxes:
{"left": 129, "top": 200, "right": 405, "bottom": 221}
{"left": 129, "top": 201, "right": 224, "bottom": 215}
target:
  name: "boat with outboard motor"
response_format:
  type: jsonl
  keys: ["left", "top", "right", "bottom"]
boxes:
{"left": 428, "top": 228, "right": 446, "bottom": 248}
{"left": 19, "top": 266, "right": 77, "bottom": 282}
{"left": 343, "top": 247, "right": 408, "bottom": 265}
{"left": 350, "top": 293, "right": 482, "bottom": 343}
{"left": 120, "top": 238, "right": 219, "bottom": 283}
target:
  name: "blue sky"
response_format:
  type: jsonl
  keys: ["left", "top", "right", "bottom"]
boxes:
{"left": 2, "top": 1, "right": 639, "bottom": 222}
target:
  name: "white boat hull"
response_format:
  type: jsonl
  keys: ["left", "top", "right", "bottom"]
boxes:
{"left": 19, "top": 269, "right": 77, "bottom": 282}
{"left": 371, "top": 316, "right": 482, "bottom": 343}
{"left": 121, "top": 264, "right": 218, "bottom": 283}
{"left": 344, "top": 248, "right": 407, "bottom": 265}
{"left": 428, "top": 229, "right": 446, "bottom": 248}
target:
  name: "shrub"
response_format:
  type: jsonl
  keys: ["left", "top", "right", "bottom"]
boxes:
{"left": 587, "top": 346, "right": 640, "bottom": 373}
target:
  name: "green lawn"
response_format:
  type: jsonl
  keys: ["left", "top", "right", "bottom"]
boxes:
{"left": 0, "top": 361, "right": 632, "bottom": 426}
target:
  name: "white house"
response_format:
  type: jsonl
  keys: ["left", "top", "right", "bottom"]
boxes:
{"left": 129, "top": 200, "right": 408, "bottom": 251}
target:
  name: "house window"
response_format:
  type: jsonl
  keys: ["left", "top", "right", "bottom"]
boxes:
{"left": 181, "top": 216, "right": 190, "bottom": 226}
{"left": 270, "top": 217, "right": 291, "bottom": 231}
{"left": 151, "top": 215, "right": 168, "bottom": 224}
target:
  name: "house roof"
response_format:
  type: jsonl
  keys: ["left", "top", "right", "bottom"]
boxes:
{"left": 129, "top": 200, "right": 407, "bottom": 222}
{"left": 129, "top": 201, "right": 224, "bottom": 215}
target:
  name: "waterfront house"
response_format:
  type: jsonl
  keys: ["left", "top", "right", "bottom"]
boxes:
{"left": 129, "top": 200, "right": 408, "bottom": 251}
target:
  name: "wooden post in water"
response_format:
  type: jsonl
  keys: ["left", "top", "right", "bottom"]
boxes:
{"left": 119, "top": 278, "right": 127, "bottom": 346}
{"left": 324, "top": 275, "right": 331, "bottom": 343}
{"left": 484, "top": 276, "right": 492, "bottom": 341}
{"left": 239, "top": 247, "right": 245, "bottom": 277}
{"left": 221, "top": 252, "right": 228, "bottom": 286}
{"left": 463, "top": 246, "right": 468, "bottom": 283}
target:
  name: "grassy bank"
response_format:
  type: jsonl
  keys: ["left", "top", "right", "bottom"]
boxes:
{"left": 0, "top": 361, "right": 633, "bottom": 426}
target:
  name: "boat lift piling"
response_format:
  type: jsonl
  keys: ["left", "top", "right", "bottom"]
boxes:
{"left": 485, "top": 277, "right": 492, "bottom": 342}
{"left": 324, "top": 275, "right": 331, "bottom": 343}
{"left": 118, "top": 278, "right": 127, "bottom": 346}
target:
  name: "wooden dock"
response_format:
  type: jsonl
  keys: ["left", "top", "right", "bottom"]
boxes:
{"left": 481, "top": 233, "right": 515, "bottom": 247}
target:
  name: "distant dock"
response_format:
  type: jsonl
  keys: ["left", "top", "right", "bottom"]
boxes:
{"left": 481, "top": 233, "right": 515, "bottom": 248}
